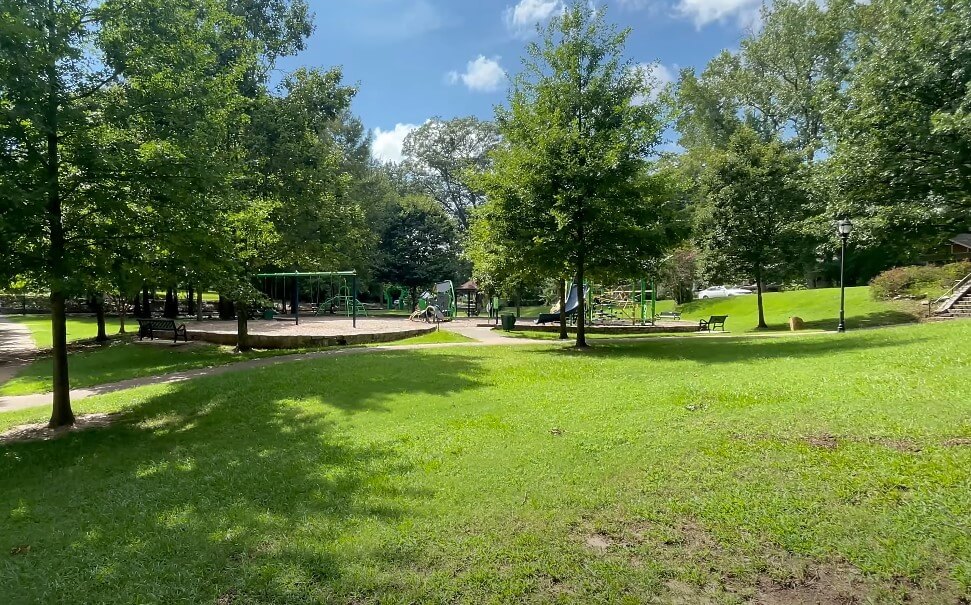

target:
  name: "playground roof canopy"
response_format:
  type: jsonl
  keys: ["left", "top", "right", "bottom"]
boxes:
{"left": 256, "top": 271, "right": 357, "bottom": 278}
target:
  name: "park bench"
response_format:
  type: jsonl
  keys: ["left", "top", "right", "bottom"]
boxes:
{"left": 698, "top": 315, "right": 728, "bottom": 332}
{"left": 136, "top": 318, "right": 188, "bottom": 342}
{"left": 655, "top": 311, "right": 682, "bottom": 321}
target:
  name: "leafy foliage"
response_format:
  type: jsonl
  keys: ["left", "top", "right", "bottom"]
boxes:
{"left": 472, "top": 2, "right": 681, "bottom": 345}
{"left": 698, "top": 128, "right": 810, "bottom": 327}
{"left": 375, "top": 196, "right": 461, "bottom": 307}
{"left": 400, "top": 117, "right": 501, "bottom": 230}
{"left": 869, "top": 261, "right": 971, "bottom": 300}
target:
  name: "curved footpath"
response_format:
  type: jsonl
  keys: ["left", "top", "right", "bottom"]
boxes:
{"left": 0, "top": 315, "right": 37, "bottom": 389}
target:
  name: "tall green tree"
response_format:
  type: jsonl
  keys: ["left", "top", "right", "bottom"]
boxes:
{"left": 698, "top": 128, "right": 810, "bottom": 328}
{"left": 0, "top": 0, "right": 257, "bottom": 426}
{"left": 376, "top": 196, "right": 460, "bottom": 310}
{"left": 826, "top": 0, "right": 971, "bottom": 260}
{"left": 473, "top": 3, "right": 673, "bottom": 347}
{"left": 401, "top": 117, "right": 501, "bottom": 231}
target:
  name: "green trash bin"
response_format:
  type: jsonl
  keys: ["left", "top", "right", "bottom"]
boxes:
{"left": 500, "top": 313, "right": 516, "bottom": 331}
{"left": 263, "top": 308, "right": 277, "bottom": 320}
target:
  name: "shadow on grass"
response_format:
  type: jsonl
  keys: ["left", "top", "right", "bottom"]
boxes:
{"left": 0, "top": 350, "right": 485, "bottom": 602}
{"left": 536, "top": 328, "right": 925, "bottom": 363}
{"left": 799, "top": 309, "right": 920, "bottom": 331}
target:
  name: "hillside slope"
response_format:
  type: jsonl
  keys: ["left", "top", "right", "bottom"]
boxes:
{"left": 677, "top": 286, "right": 922, "bottom": 332}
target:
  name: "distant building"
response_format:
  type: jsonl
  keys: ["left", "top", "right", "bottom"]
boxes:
{"left": 949, "top": 234, "right": 971, "bottom": 260}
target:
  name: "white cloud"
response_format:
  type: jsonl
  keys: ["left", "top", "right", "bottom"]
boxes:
{"left": 446, "top": 56, "right": 507, "bottom": 93}
{"left": 372, "top": 123, "right": 419, "bottom": 163}
{"left": 632, "top": 62, "right": 676, "bottom": 104}
{"left": 675, "top": 0, "right": 763, "bottom": 28}
{"left": 505, "top": 0, "right": 563, "bottom": 34}
{"left": 357, "top": 0, "right": 447, "bottom": 42}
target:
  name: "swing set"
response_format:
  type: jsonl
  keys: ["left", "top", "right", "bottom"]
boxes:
{"left": 256, "top": 270, "right": 364, "bottom": 327}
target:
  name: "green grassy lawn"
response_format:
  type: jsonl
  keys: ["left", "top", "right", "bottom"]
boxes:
{"left": 6, "top": 314, "right": 124, "bottom": 349}
{"left": 677, "top": 286, "right": 922, "bottom": 332}
{"left": 387, "top": 329, "right": 476, "bottom": 345}
{"left": 0, "top": 342, "right": 288, "bottom": 396}
{"left": 2, "top": 321, "right": 969, "bottom": 603}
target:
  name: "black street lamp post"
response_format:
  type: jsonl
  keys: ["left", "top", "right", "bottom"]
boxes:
{"left": 837, "top": 218, "right": 853, "bottom": 333}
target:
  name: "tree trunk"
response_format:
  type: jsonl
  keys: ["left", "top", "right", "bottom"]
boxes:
{"left": 410, "top": 287, "right": 418, "bottom": 312}
{"left": 49, "top": 290, "right": 74, "bottom": 427}
{"left": 141, "top": 286, "right": 151, "bottom": 318}
{"left": 93, "top": 294, "right": 108, "bottom": 342}
{"left": 196, "top": 290, "right": 204, "bottom": 321}
{"left": 186, "top": 286, "right": 195, "bottom": 315}
{"left": 558, "top": 278, "right": 568, "bottom": 340}
{"left": 515, "top": 288, "right": 521, "bottom": 318}
{"left": 756, "top": 270, "right": 767, "bottom": 329}
{"left": 218, "top": 295, "right": 235, "bottom": 320}
{"left": 45, "top": 10, "right": 73, "bottom": 426}
{"left": 133, "top": 293, "right": 142, "bottom": 318}
{"left": 118, "top": 294, "right": 127, "bottom": 334}
{"left": 163, "top": 287, "right": 177, "bottom": 318}
{"left": 236, "top": 302, "right": 250, "bottom": 352}
{"left": 575, "top": 234, "right": 588, "bottom": 348}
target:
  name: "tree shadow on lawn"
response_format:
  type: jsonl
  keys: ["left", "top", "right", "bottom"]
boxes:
{"left": 540, "top": 328, "right": 926, "bottom": 364}
{"left": 798, "top": 309, "right": 920, "bottom": 331}
{"left": 0, "top": 350, "right": 486, "bottom": 602}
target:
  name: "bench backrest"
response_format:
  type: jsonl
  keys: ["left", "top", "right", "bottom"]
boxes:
{"left": 137, "top": 318, "right": 177, "bottom": 329}
{"left": 708, "top": 315, "right": 728, "bottom": 322}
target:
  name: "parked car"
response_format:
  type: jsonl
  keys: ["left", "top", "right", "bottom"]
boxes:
{"left": 695, "top": 285, "right": 754, "bottom": 299}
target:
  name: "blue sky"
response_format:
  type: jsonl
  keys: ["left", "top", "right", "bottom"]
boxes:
{"left": 275, "top": 0, "right": 761, "bottom": 162}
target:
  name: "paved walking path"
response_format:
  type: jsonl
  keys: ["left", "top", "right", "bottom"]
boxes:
{"left": 0, "top": 316, "right": 38, "bottom": 387}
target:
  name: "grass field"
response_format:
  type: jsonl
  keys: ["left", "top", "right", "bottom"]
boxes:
{"left": 6, "top": 314, "right": 123, "bottom": 349}
{"left": 382, "top": 329, "right": 475, "bottom": 346}
{"left": 676, "top": 286, "right": 921, "bottom": 332}
{"left": 1, "top": 321, "right": 969, "bottom": 603}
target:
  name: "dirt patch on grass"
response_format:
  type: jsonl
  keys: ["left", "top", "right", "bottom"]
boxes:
{"left": 805, "top": 433, "right": 839, "bottom": 449}
{"left": 582, "top": 516, "right": 966, "bottom": 604}
{"left": 735, "top": 432, "right": 928, "bottom": 453}
{"left": 753, "top": 562, "right": 864, "bottom": 604}
{"left": 944, "top": 437, "right": 971, "bottom": 447}
{"left": 584, "top": 532, "right": 611, "bottom": 552}
{"left": 0, "top": 412, "right": 122, "bottom": 445}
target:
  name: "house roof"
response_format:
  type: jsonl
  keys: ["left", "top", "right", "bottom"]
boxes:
{"left": 456, "top": 280, "right": 478, "bottom": 291}
{"left": 950, "top": 234, "right": 971, "bottom": 250}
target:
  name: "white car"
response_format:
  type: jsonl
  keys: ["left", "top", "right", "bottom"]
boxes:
{"left": 695, "top": 285, "right": 753, "bottom": 299}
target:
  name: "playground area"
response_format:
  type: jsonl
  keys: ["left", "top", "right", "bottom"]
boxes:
{"left": 190, "top": 315, "right": 435, "bottom": 348}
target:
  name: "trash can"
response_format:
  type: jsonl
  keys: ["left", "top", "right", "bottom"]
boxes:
{"left": 263, "top": 308, "right": 277, "bottom": 320}
{"left": 500, "top": 313, "right": 517, "bottom": 331}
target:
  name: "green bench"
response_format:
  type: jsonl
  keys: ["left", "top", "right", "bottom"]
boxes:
{"left": 699, "top": 315, "right": 728, "bottom": 332}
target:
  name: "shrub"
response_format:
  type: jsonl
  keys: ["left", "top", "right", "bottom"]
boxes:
{"left": 870, "top": 261, "right": 971, "bottom": 300}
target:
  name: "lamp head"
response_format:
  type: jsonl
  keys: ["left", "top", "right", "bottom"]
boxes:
{"left": 837, "top": 218, "right": 853, "bottom": 237}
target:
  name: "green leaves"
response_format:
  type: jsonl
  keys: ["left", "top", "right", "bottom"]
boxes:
{"left": 472, "top": 1, "right": 676, "bottom": 297}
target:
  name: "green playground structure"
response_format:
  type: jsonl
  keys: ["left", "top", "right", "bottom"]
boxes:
{"left": 587, "top": 279, "right": 657, "bottom": 325}
{"left": 538, "top": 279, "right": 658, "bottom": 326}
{"left": 256, "top": 270, "right": 364, "bottom": 327}
{"left": 383, "top": 285, "right": 414, "bottom": 311}
{"left": 317, "top": 277, "right": 368, "bottom": 318}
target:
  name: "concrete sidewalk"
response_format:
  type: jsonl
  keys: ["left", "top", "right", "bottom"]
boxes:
{"left": 0, "top": 315, "right": 38, "bottom": 387}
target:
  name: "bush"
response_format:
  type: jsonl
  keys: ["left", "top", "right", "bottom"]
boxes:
{"left": 870, "top": 262, "right": 971, "bottom": 300}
